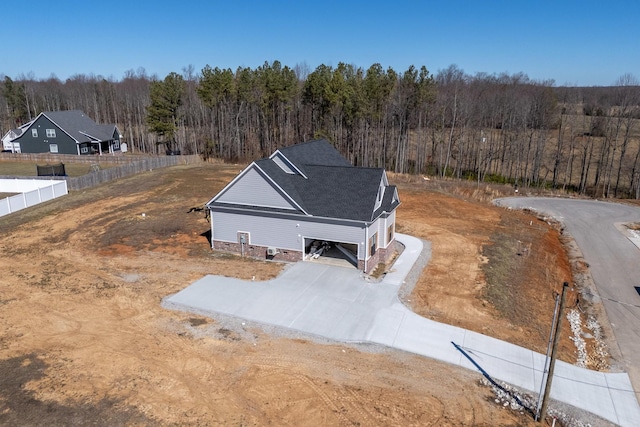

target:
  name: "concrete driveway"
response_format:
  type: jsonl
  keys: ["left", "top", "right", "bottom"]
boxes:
{"left": 496, "top": 197, "right": 640, "bottom": 398}
{"left": 164, "top": 233, "right": 640, "bottom": 426}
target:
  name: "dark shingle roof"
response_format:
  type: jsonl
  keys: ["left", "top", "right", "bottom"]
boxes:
{"left": 276, "top": 139, "right": 351, "bottom": 175}
{"left": 304, "top": 165, "right": 389, "bottom": 220}
{"left": 4, "top": 120, "right": 33, "bottom": 140}
{"left": 44, "top": 110, "right": 117, "bottom": 143}
{"left": 373, "top": 184, "right": 399, "bottom": 219}
{"left": 247, "top": 139, "right": 399, "bottom": 222}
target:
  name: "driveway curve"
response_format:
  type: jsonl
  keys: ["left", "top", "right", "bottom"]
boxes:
{"left": 164, "top": 232, "right": 640, "bottom": 425}
{"left": 496, "top": 197, "right": 640, "bottom": 398}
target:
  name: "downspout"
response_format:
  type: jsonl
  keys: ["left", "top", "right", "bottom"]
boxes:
{"left": 383, "top": 215, "right": 387, "bottom": 247}
{"left": 209, "top": 208, "right": 215, "bottom": 249}
{"left": 364, "top": 223, "right": 369, "bottom": 273}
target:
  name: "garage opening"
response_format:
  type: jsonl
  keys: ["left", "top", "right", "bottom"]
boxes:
{"left": 304, "top": 238, "right": 358, "bottom": 268}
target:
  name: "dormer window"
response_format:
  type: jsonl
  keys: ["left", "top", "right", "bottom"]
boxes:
{"left": 272, "top": 154, "right": 296, "bottom": 174}
{"left": 392, "top": 188, "right": 399, "bottom": 204}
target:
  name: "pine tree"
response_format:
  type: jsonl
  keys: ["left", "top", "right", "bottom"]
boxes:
{"left": 2, "top": 76, "right": 30, "bottom": 124}
{"left": 146, "top": 72, "right": 185, "bottom": 152}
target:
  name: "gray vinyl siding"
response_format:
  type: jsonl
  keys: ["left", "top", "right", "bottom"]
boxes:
{"left": 212, "top": 211, "right": 367, "bottom": 259}
{"left": 366, "top": 218, "right": 382, "bottom": 258}
{"left": 364, "top": 210, "right": 396, "bottom": 251}
{"left": 364, "top": 211, "right": 394, "bottom": 257}
{"left": 382, "top": 210, "right": 396, "bottom": 247}
{"left": 216, "top": 166, "right": 297, "bottom": 210}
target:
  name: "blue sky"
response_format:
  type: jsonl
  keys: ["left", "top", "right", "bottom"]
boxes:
{"left": 3, "top": 0, "right": 638, "bottom": 86}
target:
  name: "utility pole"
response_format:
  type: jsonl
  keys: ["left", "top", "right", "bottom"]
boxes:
{"left": 537, "top": 282, "right": 570, "bottom": 423}
{"left": 535, "top": 292, "right": 560, "bottom": 419}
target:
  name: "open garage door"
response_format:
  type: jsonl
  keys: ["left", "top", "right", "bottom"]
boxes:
{"left": 304, "top": 238, "right": 358, "bottom": 268}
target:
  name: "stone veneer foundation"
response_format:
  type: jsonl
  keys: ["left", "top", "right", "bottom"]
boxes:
{"left": 212, "top": 239, "right": 398, "bottom": 274}
{"left": 213, "top": 240, "right": 302, "bottom": 263}
{"left": 361, "top": 242, "right": 394, "bottom": 273}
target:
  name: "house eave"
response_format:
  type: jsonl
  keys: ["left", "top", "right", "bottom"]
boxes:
{"left": 78, "top": 131, "right": 106, "bottom": 142}
{"left": 370, "top": 200, "right": 401, "bottom": 222}
{"left": 208, "top": 203, "right": 370, "bottom": 227}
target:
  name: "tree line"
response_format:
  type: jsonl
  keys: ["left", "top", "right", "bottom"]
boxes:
{"left": 2, "top": 63, "right": 640, "bottom": 198}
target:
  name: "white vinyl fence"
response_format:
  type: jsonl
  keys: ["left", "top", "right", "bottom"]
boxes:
{"left": 0, "top": 179, "right": 68, "bottom": 217}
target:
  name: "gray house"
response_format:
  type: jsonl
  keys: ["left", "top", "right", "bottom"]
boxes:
{"left": 206, "top": 139, "right": 401, "bottom": 273}
{"left": 5, "top": 110, "right": 122, "bottom": 155}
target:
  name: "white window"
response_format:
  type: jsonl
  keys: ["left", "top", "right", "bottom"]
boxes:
{"left": 81, "top": 146, "right": 89, "bottom": 154}
{"left": 387, "top": 223, "right": 394, "bottom": 244}
{"left": 31, "top": 129, "right": 38, "bottom": 137}
{"left": 46, "top": 129, "right": 56, "bottom": 138}
{"left": 113, "top": 140, "right": 120, "bottom": 149}
{"left": 49, "top": 144, "right": 58, "bottom": 153}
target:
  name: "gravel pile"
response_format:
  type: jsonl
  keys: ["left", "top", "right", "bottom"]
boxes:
{"left": 480, "top": 377, "right": 614, "bottom": 426}
{"left": 397, "top": 238, "right": 431, "bottom": 301}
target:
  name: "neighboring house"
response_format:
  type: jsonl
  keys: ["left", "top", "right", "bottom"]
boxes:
{"left": 1, "top": 120, "right": 34, "bottom": 152}
{"left": 206, "top": 139, "right": 401, "bottom": 273}
{"left": 5, "top": 110, "right": 122, "bottom": 155}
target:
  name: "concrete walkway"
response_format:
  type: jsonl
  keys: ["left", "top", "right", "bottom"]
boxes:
{"left": 164, "top": 234, "right": 640, "bottom": 426}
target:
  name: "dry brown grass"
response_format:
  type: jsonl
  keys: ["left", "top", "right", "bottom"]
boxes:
{"left": 0, "top": 160, "right": 117, "bottom": 177}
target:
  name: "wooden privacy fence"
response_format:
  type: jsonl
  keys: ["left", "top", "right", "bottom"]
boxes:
{"left": 65, "top": 155, "right": 202, "bottom": 190}
{"left": 0, "top": 154, "right": 202, "bottom": 191}
{"left": 0, "top": 152, "right": 163, "bottom": 164}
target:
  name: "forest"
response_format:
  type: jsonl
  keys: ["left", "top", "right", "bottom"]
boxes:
{"left": 2, "top": 62, "right": 640, "bottom": 199}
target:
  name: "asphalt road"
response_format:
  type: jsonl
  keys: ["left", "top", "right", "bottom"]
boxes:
{"left": 496, "top": 197, "right": 640, "bottom": 396}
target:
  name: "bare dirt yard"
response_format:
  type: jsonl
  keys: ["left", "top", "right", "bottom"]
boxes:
{"left": 0, "top": 163, "right": 614, "bottom": 426}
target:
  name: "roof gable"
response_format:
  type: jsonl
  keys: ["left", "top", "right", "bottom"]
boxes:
{"left": 209, "top": 140, "right": 400, "bottom": 222}
{"left": 36, "top": 113, "right": 79, "bottom": 141}
{"left": 250, "top": 149, "right": 397, "bottom": 221}
{"left": 372, "top": 184, "right": 401, "bottom": 219}
{"left": 211, "top": 163, "right": 303, "bottom": 211}
{"left": 43, "top": 110, "right": 116, "bottom": 143}
{"left": 3, "top": 120, "right": 34, "bottom": 142}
